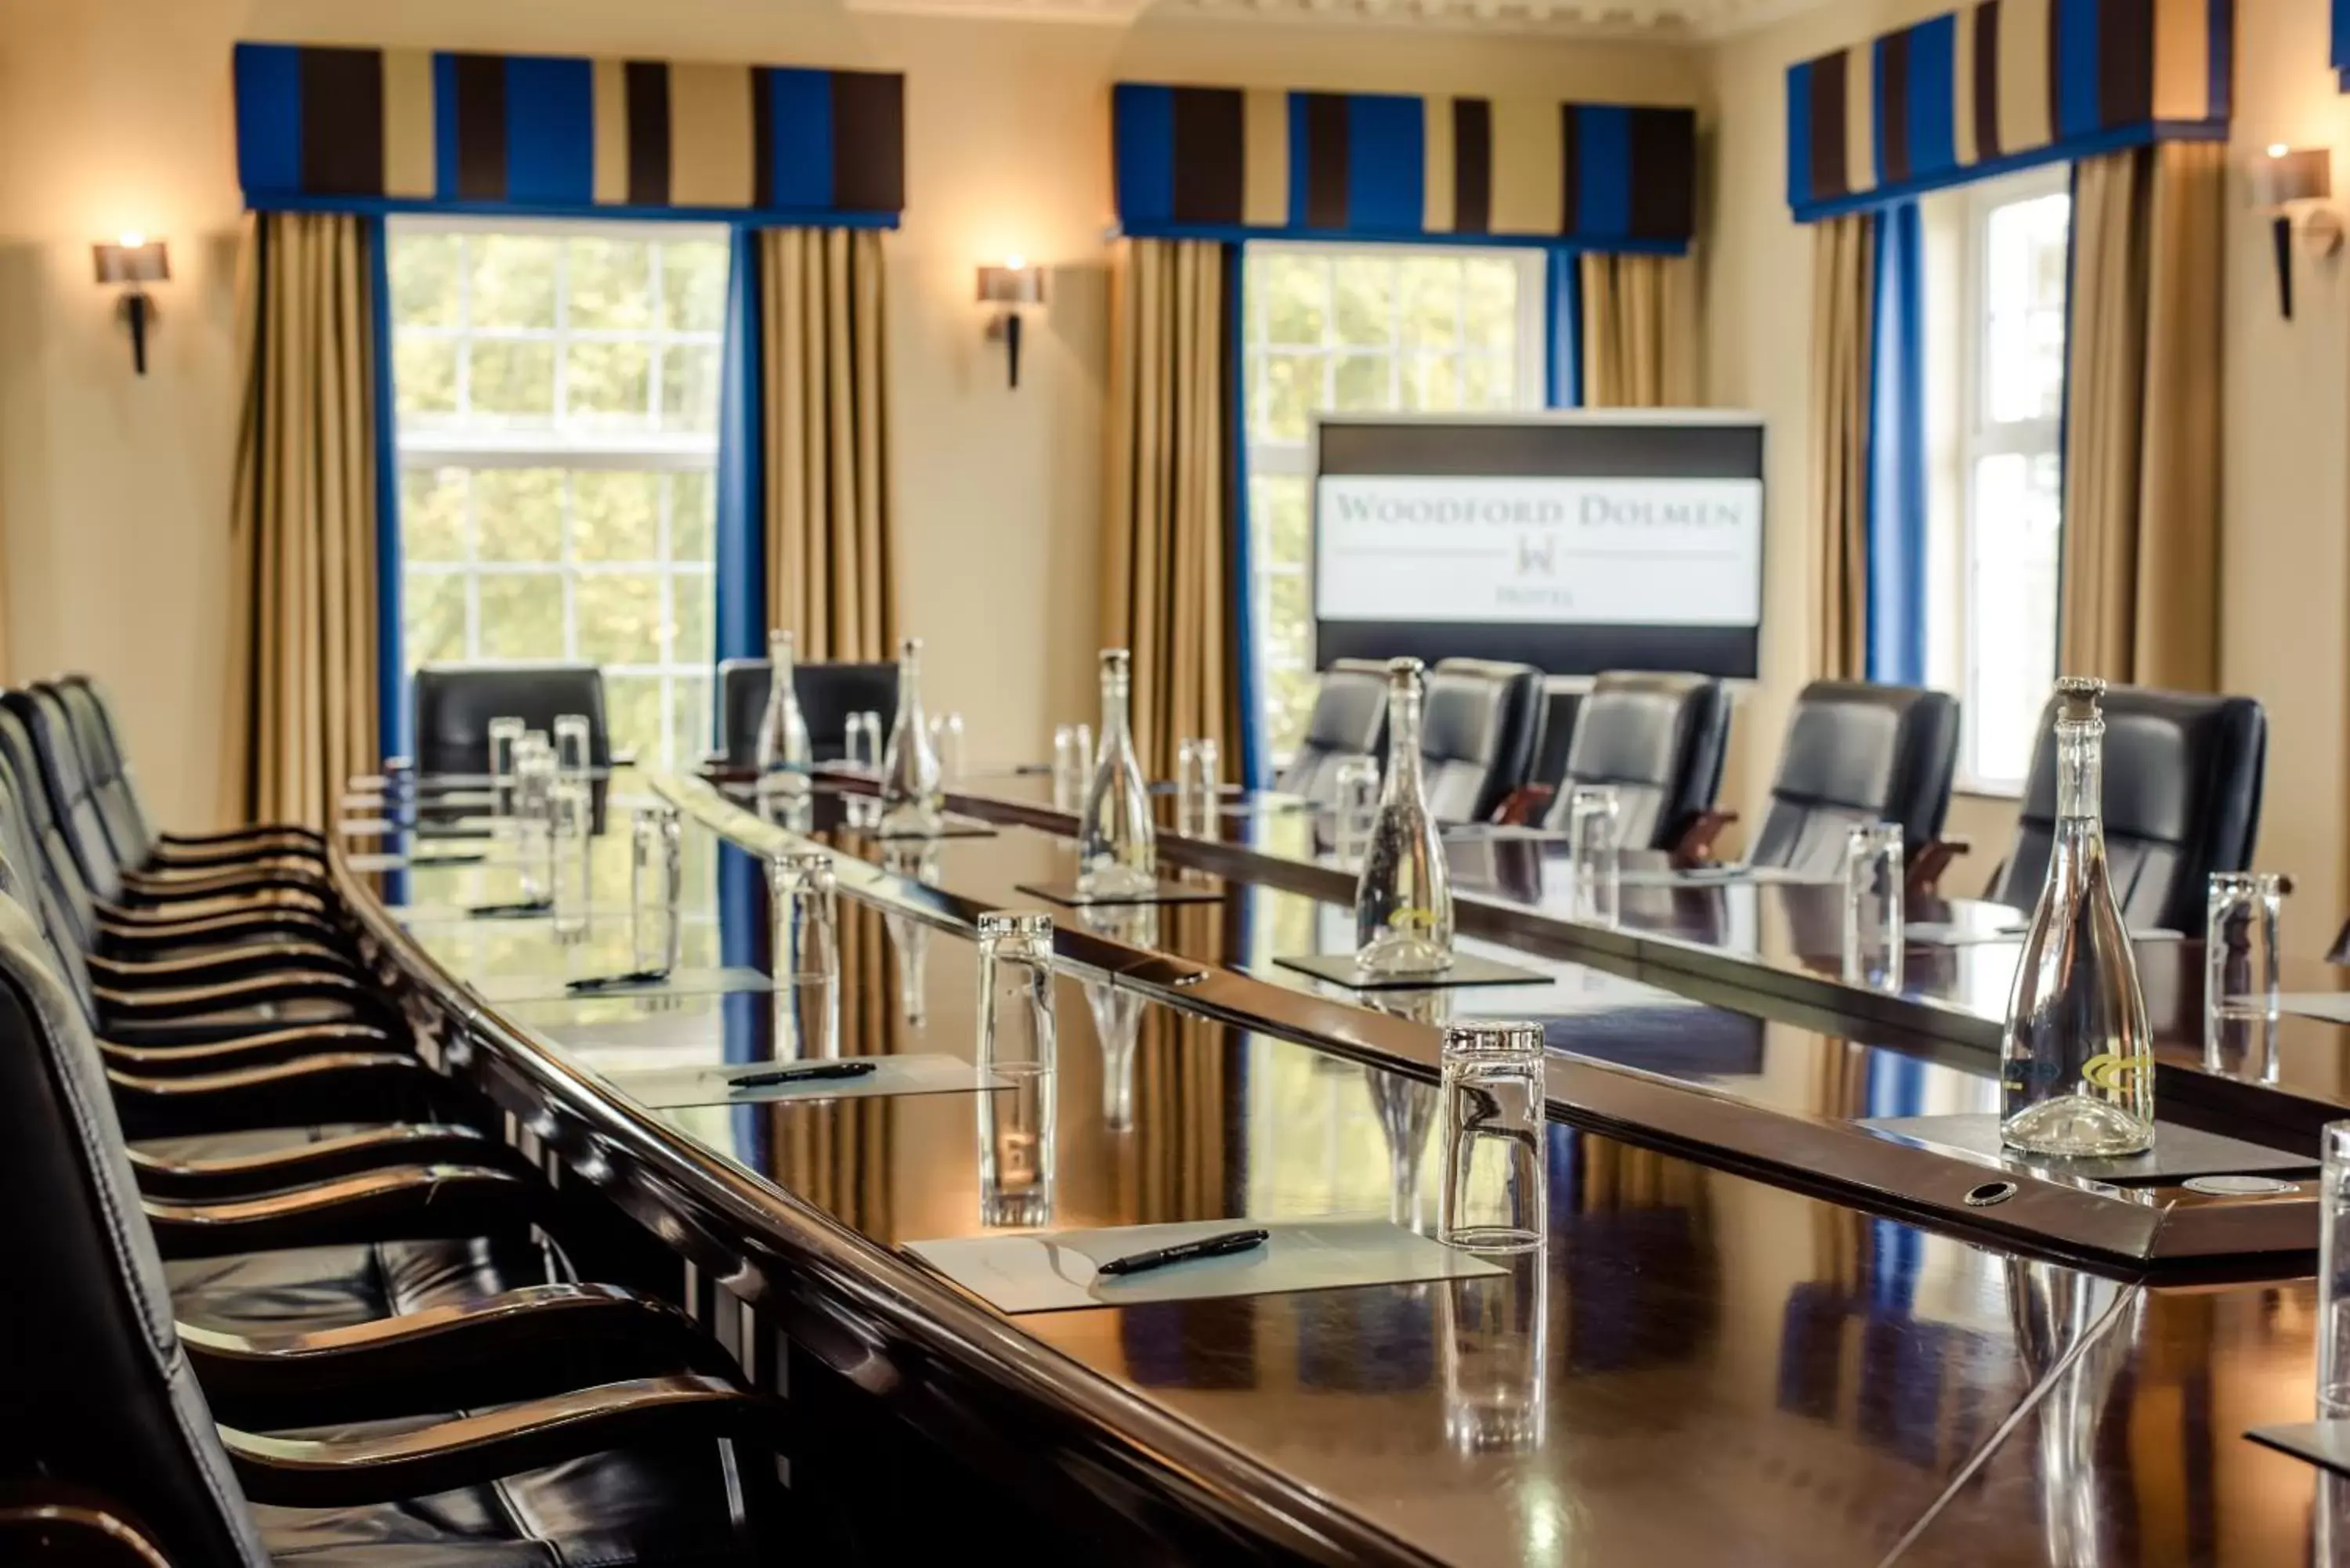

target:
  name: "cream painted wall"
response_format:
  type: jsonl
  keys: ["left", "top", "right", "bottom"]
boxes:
{"left": 1704, "top": 0, "right": 2350, "bottom": 950}
{"left": 0, "top": 0, "right": 1696, "bottom": 829}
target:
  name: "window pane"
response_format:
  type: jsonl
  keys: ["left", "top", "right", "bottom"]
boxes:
{"left": 467, "top": 340, "right": 555, "bottom": 420}
{"left": 670, "top": 471, "right": 714, "bottom": 562}
{"left": 1331, "top": 352, "right": 1389, "bottom": 410}
{"left": 1260, "top": 255, "right": 1328, "bottom": 347}
{"left": 1983, "top": 191, "right": 2070, "bottom": 425}
{"left": 660, "top": 241, "right": 728, "bottom": 333}
{"left": 476, "top": 573, "right": 566, "bottom": 659}
{"left": 401, "top": 467, "right": 468, "bottom": 562}
{"left": 1401, "top": 355, "right": 1457, "bottom": 411}
{"left": 573, "top": 471, "right": 661, "bottom": 562}
{"left": 659, "top": 344, "right": 721, "bottom": 433}
{"left": 469, "top": 235, "right": 558, "bottom": 329}
{"left": 392, "top": 233, "right": 461, "bottom": 328}
{"left": 403, "top": 571, "right": 468, "bottom": 664}
{"left": 602, "top": 674, "right": 664, "bottom": 764}
{"left": 1253, "top": 355, "right": 1314, "bottom": 444}
{"left": 395, "top": 338, "right": 457, "bottom": 418}
{"left": 1462, "top": 258, "right": 1519, "bottom": 353}
{"left": 565, "top": 339, "right": 650, "bottom": 424}
{"left": 566, "top": 237, "right": 653, "bottom": 331}
{"left": 575, "top": 572, "right": 663, "bottom": 666}
{"left": 670, "top": 673, "right": 713, "bottom": 764}
{"left": 1255, "top": 473, "right": 1310, "bottom": 574}
{"left": 1966, "top": 451, "right": 2062, "bottom": 785}
{"left": 671, "top": 573, "right": 714, "bottom": 667}
{"left": 1398, "top": 258, "right": 1460, "bottom": 352}
{"left": 472, "top": 468, "right": 563, "bottom": 563}
{"left": 1331, "top": 258, "right": 1391, "bottom": 346}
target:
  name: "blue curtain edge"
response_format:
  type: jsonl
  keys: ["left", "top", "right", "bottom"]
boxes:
{"left": 714, "top": 223, "right": 767, "bottom": 745}
{"left": 1227, "top": 240, "right": 1264, "bottom": 789}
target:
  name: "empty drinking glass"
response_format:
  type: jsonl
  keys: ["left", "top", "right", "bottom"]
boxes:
{"left": 549, "top": 778, "right": 592, "bottom": 938}
{"left": 513, "top": 735, "right": 556, "bottom": 903}
{"left": 846, "top": 711, "right": 884, "bottom": 772}
{"left": 1052, "top": 723, "right": 1094, "bottom": 813}
{"left": 2323, "top": 1122, "right": 2350, "bottom": 1418}
{"left": 977, "top": 910, "right": 1058, "bottom": 1227}
{"left": 1565, "top": 785, "right": 1622, "bottom": 927}
{"left": 552, "top": 714, "right": 593, "bottom": 784}
{"left": 1438, "top": 1021, "right": 1547, "bottom": 1255}
{"left": 631, "top": 805, "right": 682, "bottom": 976}
{"left": 770, "top": 851, "right": 841, "bottom": 1060}
{"left": 1842, "top": 822, "right": 1906, "bottom": 991}
{"left": 2207, "top": 872, "right": 2287, "bottom": 1082}
{"left": 929, "top": 711, "right": 966, "bottom": 787}
{"left": 1332, "top": 755, "right": 1380, "bottom": 865}
{"left": 487, "top": 716, "right": 526, "bottom": 822}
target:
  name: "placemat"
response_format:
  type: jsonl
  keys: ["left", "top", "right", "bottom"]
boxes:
{"left": 1272, "top": 950, "right": 1552, "bottom": 992}
{"left": 609, "top": 1053, "right": 1003, "bottom": 1109}
{"left": 472, "top": 966, "right": 772, "bottom": 1006}
{"left": 2277, "top": 992, "right": 2350, "bottom": 1026}
{"left": 1859, "top": 1113, "right": 2312, "bottom": 1185}
{"left": 906, "top": 1218, "right": 1503, "bottom": 1314}
{"left": 1017, "top": 877, "right": 1224, "bottom": 908}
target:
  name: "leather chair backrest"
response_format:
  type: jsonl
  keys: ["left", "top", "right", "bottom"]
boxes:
{"left": 1750, "top": 681, "right": 1959, "bottom": 875}
{"left": 1422, "top": 659, "right": 1543, "bottom": 824}
{"left": 3, "top": 688, "right": 125, "bottom": 904}
{"left": 0, "top": 890, "right": 269, "bottom": 1565}
{"left": 1526, "top": 688, "right": 1584, "bottom": 795}
{"left": 714, "top": 659, "right": 900, "bottom": 768}
{"left": 48, "top": 678, "right": 154, "bottom": 869}
{"left": 0, "top": 744, "right": 103, "bottom": 1026}
{"left": 0, "top": 705, "right": 106, "bottom": 959}
{"left": 1541, "top": 672, "right": 1730, "bottom": 850}
{"left": 1274, "top": 659, "right": 1388, "bottom": 805}
{"left": 412, "top": 663, "right": 609, "bottom": 775}
{"left": 1987, "top": 686, "right": 2267, "bottom": 931}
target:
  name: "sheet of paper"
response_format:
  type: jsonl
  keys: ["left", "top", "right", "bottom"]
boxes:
{"left": 471, "top": 966, "right": 772, "bottom": 1005}
{"left": 2278, "top": 992, "right": 2350, "bottom": 1025}
{"left": 1906, "top": 921, "right": 2184, "bottom": 947}
{"left": 608, "top": 1053, "right": 1004, "bottom": 1109}
{"left": 1611, "top": 864, "right": 1838, "bottom": 889}
{"left": 905, "top": 1218, "right": 1503, "bottom": 1314}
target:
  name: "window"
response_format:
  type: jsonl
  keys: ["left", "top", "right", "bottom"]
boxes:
{"left": 1949, "top": 172, "right": 2070, "bottom": 790}
{"left": 388, "top": 218, "right": 729, "bottom": 769}
{"left": 1242, "top": 244, "right": 1547, "bottom": 761}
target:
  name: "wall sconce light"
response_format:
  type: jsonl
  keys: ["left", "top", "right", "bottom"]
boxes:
{"left": 2251, "top": 146, "right": 2340, "bottom": 320}
{"left": 92, "top": 233, "right": 170, "bottom": 374}
{"left": 976, "top": 257, "right": 1047, "bottom": 389}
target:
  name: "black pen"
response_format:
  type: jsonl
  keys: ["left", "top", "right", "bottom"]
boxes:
{"left": 1094, "top": 1227, "right": 1270, "bottom": 1279}
{"left": 566, "top": 968, "right": 673, "bottom": 993}
{"left": 730, "top": 1060, "right": 877, "bottom": 1089}
{"left": 465, "top": 899, "right": 553, "bottom": 918}
{"left": 416, "top": 851, "right": 490, "bottom": 868}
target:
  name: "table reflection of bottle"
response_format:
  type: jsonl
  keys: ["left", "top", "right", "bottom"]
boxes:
{"left": 1080, "top": 905, "right": 1158, "bottom": 1130}
{"left": 1442, "top": 1255, "right": 1549, "bottom": 1455}
{"left": 2008, "top": 1256, "right": 2139, "bottom": 1568}
{"left": 1367, "top": 1067, "right": 1436, "bottom": 1232}
{"left": 880, "top": 843, "right": 941, "bottom": 1026}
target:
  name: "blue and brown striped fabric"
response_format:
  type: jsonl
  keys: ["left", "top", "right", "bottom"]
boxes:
{"left": 1786, "top": 0, "right": 2232, "bottom": 221}
{"left": 233, "top": 42, "right": 904, "bottom": 225}
{"left": 1113, "top": 84, "right": 1696, "bottom": 252}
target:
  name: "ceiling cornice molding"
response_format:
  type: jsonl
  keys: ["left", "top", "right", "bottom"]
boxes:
{"left": 841, "top": 0, "right": 1828, "bottom": 41}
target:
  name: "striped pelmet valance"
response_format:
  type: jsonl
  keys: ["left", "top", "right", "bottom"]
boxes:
{"left": 2334, "top": 0, "right": 2349, "bottom": 89}
{"left": 1786, "top": 0, "right": 2232, "bottom": 222}
{"left": 233, "top": 42, "right": 903, "bottom": 225}
{"left": 1113, "top": 84, "right": 1696, "bottom": 251}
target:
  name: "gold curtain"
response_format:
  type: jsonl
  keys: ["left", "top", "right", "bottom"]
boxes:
{"left": 220, "top": 211, "right": 381, "bottom": 831}
{"left": 761, "top": 227, "right": 896, "bottom": 661}
{"left": 1101, "top": 239, "right": 1239, "bottom": 781}
{"left": 1579, "top": 251, "right": 1699, "bottom": 407}
{"left": 1807, "top": 213, "right": 1875, "bottom": 683}
{"left": 2059, "top": 143, "right": 2224, "bottom": 688}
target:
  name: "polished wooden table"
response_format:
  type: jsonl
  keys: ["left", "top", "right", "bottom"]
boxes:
{"left": 334, "top": 771, "right": 2342, "bottom": 1565}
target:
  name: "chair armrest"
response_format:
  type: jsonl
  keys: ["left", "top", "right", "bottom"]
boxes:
{"left": 1904, "top": 835, "right": 1972, "bottom": 898}
{"left": 95, "top": 970, "right": 392, "bottom": 1024}
{"left": 102, "top": 888, "right": 331, "bottom": 924}
{"left": 128, "top": 1122, "right": 494, "bottom": 1199}
{"left": 99, "top": 907, "right": 346, "bottom": 951}
{"left": 107, "top": 1051, "right": 439, "bottom": 1139}
{"left": 0, "top": 1494, "right": 174, "bottom": 1568}
{"left": 222, "top": 1375, "right": 787, "bottom": 1508}
{"left": 1670, "top": 809, "right": 1740, "bottom": 866}
{"left": 143, "top": 1162, "right": 537, "bottom": 1259}
{"left": 185, "top": 1282, "right": 740, "bottom": 1429}
{"left": 124, "top": 864, "right": 328, "bottom": 900}
{"left": 90, "top": 941, "right": 360, "bottom": 990}
{"left": 1488, "top": 784, "right": 1555, "bottom": 828}
{"left": 150, "top": 838, "right": 328, "bottom": 871}
{"left": 100, "top": 1021, "right": 400, "bottom": 1075}
{"left": 164, "top": 822, "right": 327, "bottom": 849}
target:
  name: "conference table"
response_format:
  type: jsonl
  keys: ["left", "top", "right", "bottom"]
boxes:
{"left": 332, "top": 765, "right": 2350, "bottom": 1566}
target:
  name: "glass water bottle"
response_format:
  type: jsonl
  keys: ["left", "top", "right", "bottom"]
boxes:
{"left": 878, "top": 637, "right": 944, "bottom": 836}
{"left": 1998, "top": 677, "right": 2155, "bottom": 1157}
{"left": 754, "top": 628, "right": 813, "bottom": 791}
{"left": 1355, "top": 659, "right": 1455, "bottom": 974}
{"left": 1076, "top": 649, "right": 1156, "bottom": 898}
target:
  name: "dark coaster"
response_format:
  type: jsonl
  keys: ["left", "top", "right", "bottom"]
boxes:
{"left": 2247, "top": 1423, "right": 2350, "bottom": 1477}
{"left": 869, "top": 811, "right": 998, "bottom": 841}
{"left": 1015, "top": 877, "right": 1225, "bottom": 908}
{"left": 1860, "top": 1113, "right": 2314, "bottom": 1187}
{"left": 1271, "top": 950, "right": 1553, "bottom": 992}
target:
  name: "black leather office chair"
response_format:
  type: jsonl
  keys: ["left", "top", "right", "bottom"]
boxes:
{"left": 1744, "top": 681, "right": 1959, "bottom": 876}
{"left": 711, "top": 658, "right": 898, "bottom": 767}
{"left": 1539, "top": 673, "right": 1730, "bottom": 850}
{"left": 1274, "top": 659, "right": 1387, "bottom": 805}
{"left": 412, "top": 662, "right": 610, "bottom": 775}
{"left": 1526, "top": 688, "right": 1584, "bottom": 795}
{"left": 1423, "top": 659, "right": 1544, "bottom": 825}
{"left": 0, "top": 889, "right": 782, "bottom": 1566}
{"left": 1985, "top": 685, "right": 2266, "bottom": 931}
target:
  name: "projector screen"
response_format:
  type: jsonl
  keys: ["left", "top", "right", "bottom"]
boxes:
{"left": 1311, "top": 412, "right": 1766, "bottom": 678}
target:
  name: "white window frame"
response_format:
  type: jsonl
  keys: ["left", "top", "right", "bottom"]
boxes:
{"left": 1954, "top": 166, "right": 2069, "bottom": 795}
{"left": 1242, "top": 240, "right": 1549, "bottom": 761}
{"left": 388, "top": 214, "right": 726, "bottom": 769}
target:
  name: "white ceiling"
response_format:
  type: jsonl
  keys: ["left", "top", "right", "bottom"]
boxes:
{"left": 842, "top": 0, "right": 1828, "bottom": 39}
